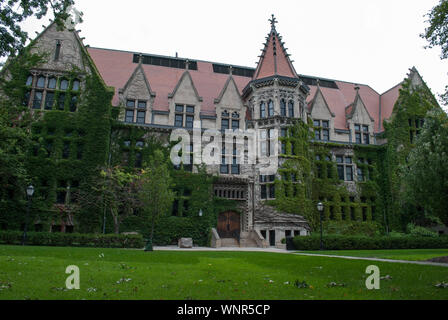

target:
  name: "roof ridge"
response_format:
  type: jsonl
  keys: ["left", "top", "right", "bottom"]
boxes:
{"left": 88, "top": 46, "right": 256, "bottom": 72}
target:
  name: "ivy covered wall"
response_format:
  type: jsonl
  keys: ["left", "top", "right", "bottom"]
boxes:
{"left": 380, "top": 75, "right": 440, "bottom": 231}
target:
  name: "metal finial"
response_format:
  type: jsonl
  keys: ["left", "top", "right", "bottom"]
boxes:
{"left": 269, "top": 14, "right": 278, "bottom": 30}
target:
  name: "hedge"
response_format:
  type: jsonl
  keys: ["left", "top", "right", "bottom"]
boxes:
{"left": 0, "top": 231, "right": 144, "bottom": 248}
{"left": 293, "top": 235, "right": 448, "bottom": 251}
{"left": 152, "top": 216, "right": 212, "bottom": 247}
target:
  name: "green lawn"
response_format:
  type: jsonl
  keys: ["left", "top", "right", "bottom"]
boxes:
{"left": 0, "top": 245, "right": 447, "bottom": 300}
{"left": 299, "top": 249, "right": 448, "bottom": 261}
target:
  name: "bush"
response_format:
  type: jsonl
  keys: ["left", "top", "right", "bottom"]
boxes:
{"left": 0, "top": 231, "right": 144, "bottom": 248}
{"left": 293, "top": 234, "right": 448, "bottom": 251}
{"left": 320, "top": 221, "right": 381, "bottom": 237}
{"left": 152, "top": 216, "right": 211, "bottom": 247}
{"left": 406, "top": 223, "right": 439, "bottom": 238}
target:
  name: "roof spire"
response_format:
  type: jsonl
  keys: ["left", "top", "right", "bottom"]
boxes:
{"left": 252, "top": 15, "right": 298, "bottom": 80}
{"left": 269, "top": 14, "right": 278, "bottom": 31}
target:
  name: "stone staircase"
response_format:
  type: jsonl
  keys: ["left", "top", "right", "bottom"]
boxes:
{"left": 220, "top": 238, "right": 240, "bottom": 247}
{"left": 211, "top": 229, "right": 269, "bottom": 248}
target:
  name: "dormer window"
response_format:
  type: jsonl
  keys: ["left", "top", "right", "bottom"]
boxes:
{"left": 232, "top": 112, "right": 240, "bottom": 130}
{"left": 174, "top": 104, "right": 195, "bottom": 128}
{"left": 221, "top": 111, "right": 230, "bottom": 130}
{"left": 125, "top": 110, "right": 134, "bottom": 123}
{"left": 314, "top": 119, "right": 330, "bottom": 141}
{"left": 137, "top": 101, "right": 147, "bottom": 109}
{"left": 126, "top": 99, "right": 135, "bottom": 108}
{"left": 354, "top": 124, "right": 370, "bottom": 144}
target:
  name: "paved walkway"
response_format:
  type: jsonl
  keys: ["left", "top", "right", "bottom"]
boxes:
{"left": 153, "top": 246, "right": 289, "bottom": 253}
{"left": 293, "top": 252, "right": 448, "bottom": 268}
{"left": 153, "top": 246, "right": 448, "bottom": 267}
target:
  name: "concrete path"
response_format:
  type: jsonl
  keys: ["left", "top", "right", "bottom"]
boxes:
{"left": 153, "top": 246, "right": 448, "bottom": 267}
{"left": 153, "top": 246, "right": 289, "bottom": 253}
{"left": 293, "top": 252, "right": 448, "bottom": 268}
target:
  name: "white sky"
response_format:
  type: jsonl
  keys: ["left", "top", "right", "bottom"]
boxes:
{"left": 17, "top": 0, "right": 448, "bottom": 106}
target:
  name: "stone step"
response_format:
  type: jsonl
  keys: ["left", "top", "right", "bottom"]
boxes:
{"left": 220, "top": 238, "right": 240, "bottom": 247}
{"left": 240, "top": 239, "right": 259, "bottom": 248}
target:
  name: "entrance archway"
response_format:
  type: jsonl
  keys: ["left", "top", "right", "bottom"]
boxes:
{"left": 217, "top": 211, "right": 240, "bottom": 239}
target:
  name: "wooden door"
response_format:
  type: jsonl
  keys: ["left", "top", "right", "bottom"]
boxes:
{"left": 217, "top": 211, "right": 240, "bottom": 239}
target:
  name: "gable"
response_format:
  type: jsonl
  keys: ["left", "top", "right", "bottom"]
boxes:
{"left": 30, "top": 23, "right": 87, "bottom": 73}
{"left": 348, "top": 94, "right": 374, "bottom": 124}
{"left": 169, "top": 71, "right": 202, "bottom": 104}
{"left": 215, "top": 76, "right": 244, "bottom": 109}
{"left": 310, "top": 89, "right": 335, "bottom": 119}
{"left": 121, "top": 65, "right": 154, "bottom": 101}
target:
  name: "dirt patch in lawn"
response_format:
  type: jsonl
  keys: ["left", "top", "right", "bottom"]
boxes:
{"left": 426, "top": 256, "right": 448, "bottom": 264}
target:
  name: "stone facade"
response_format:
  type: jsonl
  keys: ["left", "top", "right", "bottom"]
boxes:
{"left": 16, "top": 17, "right": 430, "bottom": 247}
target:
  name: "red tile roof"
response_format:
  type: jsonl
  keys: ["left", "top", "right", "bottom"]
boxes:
{"left": 253, "top": 31, "right": 297, "bottom": 80}
{"left": 87, "top": 47, "right": 402, "bottom": 133}
{"left": 380, "top": 83, "right": 402, "bottom": 131}
{"left": 87, "top": 47, "right": 251, "bottom": 114}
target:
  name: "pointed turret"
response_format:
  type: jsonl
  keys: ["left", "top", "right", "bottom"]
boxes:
{"left": 253, "top": 15, "right": 298, "bottom": 80}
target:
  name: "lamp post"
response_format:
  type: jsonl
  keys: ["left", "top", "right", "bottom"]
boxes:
{"left": 317, "top": 202, "right": 324, "bottom": 250}
{"left": 22, "top": 185, "right": 35, "bottom": 246}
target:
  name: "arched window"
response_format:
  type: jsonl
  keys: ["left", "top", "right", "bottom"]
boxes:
{"left": 26, "top": 75, "right": 33, "bottom": 86}
{"left": 260, "top": 102, "right": 266, "bottom": 118}
{"left": 47, "top": 77, "right": 57, "bottom": 89}
{"left": 268, "top": 100, "right": 274, "bottom": 117}
{"left": 72, "top": 79, "right": 80, "bottom": 91}
{"left": 288, "top": 100, "right": 294, "bottom": 117}
{"left": 36, "top": 76, "right": 45, "bottom": 88}
{"left": 60, "top": 79, "right": 69, "bottom": 90}
{"left": 280, "top": 99, "right": 287, "bottom": 117}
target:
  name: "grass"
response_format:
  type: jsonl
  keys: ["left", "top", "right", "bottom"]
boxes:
{"left": 0, "top": 245, "right": 447, "bottom": 300}
{"left": 298, "top": 249, "right": 448, "bottom": 261}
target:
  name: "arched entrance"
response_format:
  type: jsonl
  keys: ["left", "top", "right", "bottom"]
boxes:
{"left": 217, "top": 211, "right": 240, "bottom": 240}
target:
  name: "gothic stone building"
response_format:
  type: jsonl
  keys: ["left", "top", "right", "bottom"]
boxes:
{"left": 16, "top": 17, "right": 430, "bottom": 247}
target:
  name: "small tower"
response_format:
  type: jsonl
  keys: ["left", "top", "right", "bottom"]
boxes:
{"left": 243, "top": 15, "right": 309, "bottom": 126}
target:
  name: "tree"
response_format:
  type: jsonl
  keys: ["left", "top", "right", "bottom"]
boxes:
{"left": 422, "top": 0, "right": 448, "bottom": 104}
{"left": 403, "top": 108, "right": 448, "bottom": 226}
{"left": 139, "top": 150, "right": 174, "bottom": 251}
{"left": 0, "top": 0, "right": 76, "bottom": 59}
{"left": 0, "top": 48, "right": 43, "bottom": 223}
{"left": 75, "top": 166, "right": 141, "bottom": 234}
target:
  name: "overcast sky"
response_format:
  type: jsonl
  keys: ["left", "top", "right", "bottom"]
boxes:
{"left": 18, "top": 0, "right": 447, "bottom": 106}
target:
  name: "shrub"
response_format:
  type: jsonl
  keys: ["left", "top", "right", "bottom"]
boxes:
{"left": 406, "top": 223, "right": 439, "bottom": 238}
{"left": 293, "top": 234, "right": 448, "bottom": 251}
{"left": 319, "top": 221, "right": 381, "bottom": 237}
{"left": 0, "top": 231, "right": 144, "bottom": 248}
{"left": 151, "top": 216, "right": 212, "bottom": 247}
